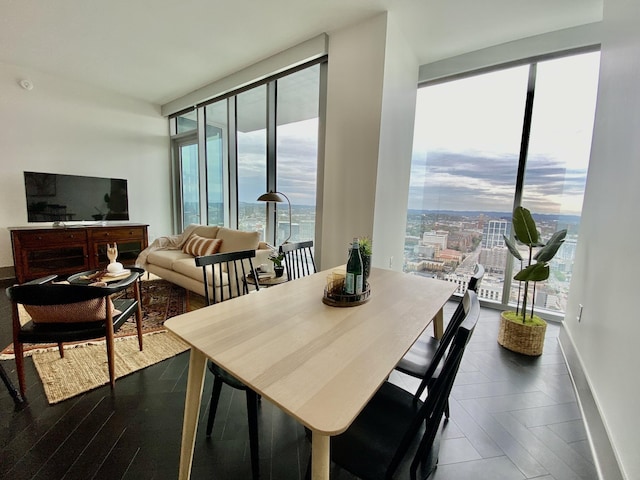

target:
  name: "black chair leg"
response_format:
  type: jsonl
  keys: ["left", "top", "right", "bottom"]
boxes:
{"left": 444, "top": 399, "right": 450, "bottom": 419}
{"left": 246, "top": 390, "right": 260, "bottom": 479}
{"left": 0, "top": 362, "right": 23, "bottom": 406}
{"left": 206, "top": 376, "right": 224, "bottom": 438}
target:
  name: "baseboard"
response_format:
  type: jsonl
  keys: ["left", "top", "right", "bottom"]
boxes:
{"left": 558, "top": 325, "right": 624, "bottom": 480}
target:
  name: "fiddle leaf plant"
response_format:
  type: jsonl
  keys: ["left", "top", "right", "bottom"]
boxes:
{"left": 503, "top": 206, "right": 567, "bottom": 324}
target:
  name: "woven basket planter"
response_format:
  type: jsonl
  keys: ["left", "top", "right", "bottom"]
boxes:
{"left": 497, "top": 312, "right": 547, "bottom": 356}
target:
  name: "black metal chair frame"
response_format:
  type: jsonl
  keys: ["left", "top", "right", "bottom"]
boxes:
{"left": 195, "top": 250, "right": 261, "bottom": 480}
{"left": 280, "top": 240, "right": 316, "bottom": 281}
{"left": 6, "top": 269, "right": 144, "bottom": 399}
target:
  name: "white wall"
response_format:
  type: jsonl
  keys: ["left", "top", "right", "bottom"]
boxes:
{"left": 563, "top": 0, "right": 640, "bottom": 478}
{"left": 372, "top": 13, "right": 419, "bottom": 272}
{"left": 0, "top": 62, "right": 172, "bottom": 272}
{"left": 320, "top": 13, "right": 418, "bottom": 271}
{"left": 320, "top": 14, "right": 388, "bottom": 269}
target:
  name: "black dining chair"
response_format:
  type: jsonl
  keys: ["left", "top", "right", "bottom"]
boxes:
{"left": 195, "top": 250, "right": 261, "bottom": 480}
{"left": 308, "top": 291, "right": 481, "bottom": 480}
{"left": 395, "top": 264, "right": 484, "bottom": 410}
{"left": 280, "top": 240, "right": 316, "bottom": 280}
{"left": 6, "top": 270, "right": 144, "bottom": 399}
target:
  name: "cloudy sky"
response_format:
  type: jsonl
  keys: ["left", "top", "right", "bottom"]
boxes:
{"left": 237, "top": 118, "right": 319, "bottom": 206}
{"left": 234, "top": 52, "right": 599, "bottom": 217}
{"left": 408, "top": 51, "right": 600, "bottom": 216}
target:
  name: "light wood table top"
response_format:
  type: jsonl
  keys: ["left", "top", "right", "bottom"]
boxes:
{"left": 165, "top": 267, "right": 456, "bottom": 479}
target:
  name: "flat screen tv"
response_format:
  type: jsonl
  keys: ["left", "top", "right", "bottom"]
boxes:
{"left": 24, "top": 171, "right": 129, "bottom": 223}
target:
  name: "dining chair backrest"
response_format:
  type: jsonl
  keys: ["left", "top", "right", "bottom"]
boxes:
{"left": 280, "top": 241, "right": 316, "bottom": 281}
{"left": 195, "top": 249, "right": 259, "bottom": 306}
{"left": 407, "top": 290, "right": 480, "bottom": 478}
{"left": 410, "top": 288, "right": 475, "bottom": 402}
{"left": 328, "top": 290, "right": 481, "bottom": 480}
{"left": 468, "top": 263, "right": 485, "bottom": 292}
{"left": 432, "top": 263, "right": 484, "bottom": 368}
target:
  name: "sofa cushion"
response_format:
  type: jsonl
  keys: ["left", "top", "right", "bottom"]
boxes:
{"left": 192, "top": 225, "right": 220, "bottom": 239}
{"left": 182, "top": 234, "right": 223, "bottom": 257}
{"left": 147, "top": 249, "right": 192, "bottom": 270}
{"left": 172, "top": 258, "right": 228, "bottom": 286}
{"left": 216, "top": 227, "right": 261, "bottom": 253}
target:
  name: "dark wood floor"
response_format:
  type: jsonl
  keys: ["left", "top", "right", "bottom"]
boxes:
{"left": 0, "top": 279, "right": 598, "bottom": 480}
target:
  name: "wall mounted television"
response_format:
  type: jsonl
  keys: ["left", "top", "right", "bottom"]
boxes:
{"left": 24, "top": 171, "right": 129, "bottom": 223}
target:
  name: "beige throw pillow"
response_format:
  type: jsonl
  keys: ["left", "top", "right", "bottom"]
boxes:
{"left": 182, "top": 234, "right": 223, "bottom": 257}
{"left": 215, "top": 227, "right": 260, "bottom": 253}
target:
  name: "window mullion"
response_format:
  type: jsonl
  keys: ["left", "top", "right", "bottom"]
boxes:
{"left": 503, "top": 63, "right": 537, "bottom": 307}
{"left": 228, "top": 97, "right": 238, "bottom": 229}
{"left": 266, "top": 81, "right": 277, "bottom": 244}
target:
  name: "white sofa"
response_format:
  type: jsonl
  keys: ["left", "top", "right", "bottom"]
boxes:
{"left": 136, "top": 224, "right": 272, "bottom": 300}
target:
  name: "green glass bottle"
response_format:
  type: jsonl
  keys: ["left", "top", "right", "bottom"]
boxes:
{"left": 345, "top": 238, "right": 363, "bottom": 295}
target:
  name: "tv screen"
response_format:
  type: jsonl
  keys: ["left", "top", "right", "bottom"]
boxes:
{"left": 24, "top": 171, "right": 129, "bottom": 223}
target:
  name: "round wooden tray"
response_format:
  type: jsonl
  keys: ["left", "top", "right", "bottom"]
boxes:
{"left": 322, "top": 283, "right": 371, "bottom": 307}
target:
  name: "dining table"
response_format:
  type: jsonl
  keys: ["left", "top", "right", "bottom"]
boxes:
{"left": 164, "top": 266, "right": 457, "bottom": 479}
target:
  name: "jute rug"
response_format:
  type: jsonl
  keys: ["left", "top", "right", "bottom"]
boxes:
{"left": 0, "top": 279, "right": 191, "bottom": 404}
{"left": 33, "top": 331, "right": 189, "bottom": 404}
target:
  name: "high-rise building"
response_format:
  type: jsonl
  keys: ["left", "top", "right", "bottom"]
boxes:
{"left": 481, "top": 220, "right": 510, "bottom": 248}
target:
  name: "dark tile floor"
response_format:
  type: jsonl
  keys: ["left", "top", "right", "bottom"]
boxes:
{"left": 0, "top": 286, "right": 598, "bottom": 480}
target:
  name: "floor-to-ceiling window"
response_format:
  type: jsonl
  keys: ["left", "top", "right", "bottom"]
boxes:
{"left": 275, "top": 64, "right": 320, "bottom": 244}
{"left": 205, "top": 101, "right": 228, "bottom": 227}
{"left": 237, "top": 86, "right": 268, "bottom": 237}
{"left": 169, "top": 60, "right": 324, "bottom": 246}
{"left": 405, "top": 50, "right": 600, "bottom": 317}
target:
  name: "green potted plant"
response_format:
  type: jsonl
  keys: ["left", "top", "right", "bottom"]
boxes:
{"left": 358, "top": 237, "right": 373, "bottom": 283}
{"left": 269, "top": 251, "right": 285, "bottom": 277}
{"left": 500, "top": 206, "right": 567, "bottom": 355}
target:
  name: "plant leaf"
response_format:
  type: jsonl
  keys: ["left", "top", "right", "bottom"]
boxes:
{"left": 534, "top": 229, "right": 567, "bottom": 262}
{"left": 514, "top": 262, "right": 549, "bottom": 282}
{"left": 512, "top": 206, "right": 539, "bottom": 246}
{"left": 503, "top": 234, "right": 523, "bottom": 261}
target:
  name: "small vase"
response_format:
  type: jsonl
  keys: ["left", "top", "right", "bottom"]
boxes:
{"left": 274, "top": 266, "right": 285, "bottom": 278}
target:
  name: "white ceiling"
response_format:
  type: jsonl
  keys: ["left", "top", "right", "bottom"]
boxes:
{"left": 0, "top": 0, "right": 603, "bottom": 106}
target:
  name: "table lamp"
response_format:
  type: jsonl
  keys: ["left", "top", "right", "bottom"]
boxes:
{"left": 257, "top": 191, "right": 291, "bottom": 244}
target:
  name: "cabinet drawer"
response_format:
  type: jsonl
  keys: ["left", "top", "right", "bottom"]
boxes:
{"left": 89, "top": 227, "right": 145, "bottom": 241}
{"left": 15, "top": 230, "right": 88, "bottom": 247}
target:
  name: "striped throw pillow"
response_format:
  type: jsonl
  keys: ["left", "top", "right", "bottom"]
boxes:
{"left": 182, "top": 234, "right": 223, "bottom": 257}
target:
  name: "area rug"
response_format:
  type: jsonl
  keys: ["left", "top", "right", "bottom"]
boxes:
{"left": 32, "top": 331, "right": 189, "bottom": 404}
{"left": 0, "top": 279, "right": 186, "bottom": 359}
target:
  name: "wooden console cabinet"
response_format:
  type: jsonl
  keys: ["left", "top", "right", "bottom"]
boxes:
{"left": 10, "top": 224, "right": 148, "bottom": 283}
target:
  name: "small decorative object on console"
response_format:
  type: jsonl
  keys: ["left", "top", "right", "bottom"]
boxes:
{"left": 106, "top": 242, "right": 124, "bottom": 274}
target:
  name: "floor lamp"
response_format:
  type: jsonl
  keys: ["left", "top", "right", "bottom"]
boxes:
{"left": 257, "top": 191, "right": 291, "bottom": 244}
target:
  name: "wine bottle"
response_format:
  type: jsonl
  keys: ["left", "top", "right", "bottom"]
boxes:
{"left": 345, "top": 238, "right": 363, "bottom": 295}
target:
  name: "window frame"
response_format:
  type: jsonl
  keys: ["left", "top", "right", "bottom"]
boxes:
{"left": 410, "top": 46, "right": 601, "bottom": 320}
{"left": 169, "top": 57, "right": 327, "bottom": 246}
